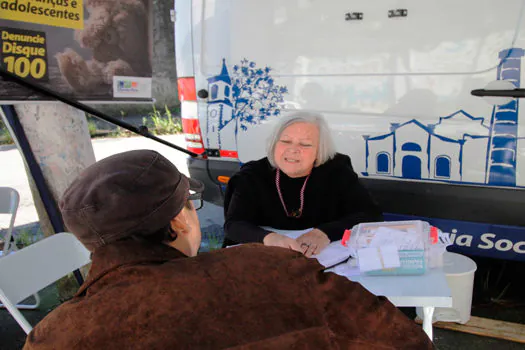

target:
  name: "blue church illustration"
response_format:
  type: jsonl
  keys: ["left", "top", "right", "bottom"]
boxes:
{"left": 206, "top": 59, "right": 236, "bottom": 151}
{"left": 363, "top": 48, "right": 525, "bottom": 187}
{"left": 205, "top": 58, "right": 288, "bottom": 153}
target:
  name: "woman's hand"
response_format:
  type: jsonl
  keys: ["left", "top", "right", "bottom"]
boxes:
{"left": 263, "top": 232, "right": 303, "bottom": 252}
{"left": 296, "top": 229, "right": 330, "bottom": 257}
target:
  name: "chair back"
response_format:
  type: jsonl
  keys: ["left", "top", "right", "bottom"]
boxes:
{"left": 0, "top": 232, "right": 91, "bottom": 334}
{"left": 0, "top": 187, "right": 20, "bottom": 256}
{"left": 0, "top": 187, "right": 19, "bottom": 215}
{"left": 0, "top": 232, "right": 90, "bottom": 304}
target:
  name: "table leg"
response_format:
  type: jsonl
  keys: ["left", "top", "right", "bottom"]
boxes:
{"left": 422, "top": 306, "right": 435, "bottom": 340}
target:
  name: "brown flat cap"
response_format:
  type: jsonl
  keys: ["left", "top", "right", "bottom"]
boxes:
{"left": 59, "top": 149, "right": 204, "bottom": 251}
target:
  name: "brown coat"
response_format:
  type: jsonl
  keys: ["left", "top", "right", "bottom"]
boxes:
{"left": 24, "top": 240, "right": 434, "bottom": 349}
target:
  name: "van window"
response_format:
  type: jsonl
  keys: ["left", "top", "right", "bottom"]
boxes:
{"left": 201, "top": 0, "right": 523, "bottom": 76}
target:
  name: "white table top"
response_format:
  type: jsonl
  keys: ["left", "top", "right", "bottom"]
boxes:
{"left": 332, "top": 266, "right": 453, "bottom": 308}
{"left": 263, "top": 227, "right": 453, "bottom": 309}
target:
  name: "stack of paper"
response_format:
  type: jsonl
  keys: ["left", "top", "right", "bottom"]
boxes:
{"left": 354, "top": 226, "right": 425, "bottom": 273}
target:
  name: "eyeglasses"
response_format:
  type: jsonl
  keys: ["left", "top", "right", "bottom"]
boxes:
{"left": 188, "top": 192, "right": 203, "bottom": 211}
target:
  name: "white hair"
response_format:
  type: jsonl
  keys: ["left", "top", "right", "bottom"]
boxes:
{"left": 266, "top": 111, "right": 336, "bottom": 168}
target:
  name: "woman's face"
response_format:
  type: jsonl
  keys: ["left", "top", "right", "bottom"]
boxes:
{"left": 274, "top": 122, "right": 319, "bottom": 178}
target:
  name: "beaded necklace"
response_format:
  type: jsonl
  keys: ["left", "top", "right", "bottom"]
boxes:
{"left": 275, "top": 169, "right": 310, "bottom": 218}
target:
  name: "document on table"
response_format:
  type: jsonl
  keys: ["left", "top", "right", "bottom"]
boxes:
{"left": 313, "top": 240, "right": 352, "bottom": 268}
{"left": 259, "top": 227, "right": 352, "bottom": 268}
{"left": 357, "top": 245, "right": 401, "bottom": 272}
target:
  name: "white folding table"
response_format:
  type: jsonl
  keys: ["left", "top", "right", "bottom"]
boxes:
{"left": 263, "top": 227, "right": 453, "bottom": 340}
{"left": 327, "top": 263, "right": 452, "bottom": 340}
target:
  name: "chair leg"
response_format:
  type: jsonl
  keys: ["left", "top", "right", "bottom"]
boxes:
{"left": 13, "top": 293, "right": 40, "bottom": 309}
{"left": 0, "top": 292, "right": 40, "bottom": 310}
{"left": 0, "top": 295, "right": 33, "bottom": 335}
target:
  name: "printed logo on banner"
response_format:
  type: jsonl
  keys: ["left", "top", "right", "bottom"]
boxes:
{"left": 113, "top": 76, "right": 152, "bottom": 99}
{"left": 0, "top": 26, "right": 49, "bottom": 82}
{"left": 117, "top": 80, "right": 139, "bottom": 92}
{"left": 0, "top": 0, "right": 84, "bottom": 30}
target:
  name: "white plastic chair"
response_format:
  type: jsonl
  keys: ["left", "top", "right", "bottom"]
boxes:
{"left": 0, "top": 187, "right": 20, "bottom": 257}
{"left": 0, "top": 232, "right": 91, "bottom": 334}
{"left": 0, "top": 186, "right": 42, "bottom": 310}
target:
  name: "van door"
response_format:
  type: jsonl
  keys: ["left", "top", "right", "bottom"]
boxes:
{"left": 193, "top": 0, "right": 525, "bottom": 261}
{"left": 195, "top": 0, "right": 525, "bottom": 186}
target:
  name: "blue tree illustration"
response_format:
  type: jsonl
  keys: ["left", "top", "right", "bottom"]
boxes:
{"left": 231, "top": 59, "right": 288, "bottom": 134}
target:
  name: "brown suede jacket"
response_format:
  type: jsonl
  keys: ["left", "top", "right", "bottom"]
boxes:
{"left": 24, "top": 240, "right": 434, "bottom": 349}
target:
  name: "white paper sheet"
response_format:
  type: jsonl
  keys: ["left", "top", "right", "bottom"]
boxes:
{"left": 312, "top": 240, "right": 351, "bottom": 268}
{"left": 358, "top": 247, "right": 384, "bottom": 272}
{"left": 333, "top": 264, "right": 361, "bottom": 277}
{"left": 380, "top": 245, "right": 401, "bottom": 268}
{"left": 357, "top": 245, "right": 401, "bottom": 272}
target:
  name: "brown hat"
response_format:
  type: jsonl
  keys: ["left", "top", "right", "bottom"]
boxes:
{"left": 59, "top": 149, "right": 204, "bottom": 251}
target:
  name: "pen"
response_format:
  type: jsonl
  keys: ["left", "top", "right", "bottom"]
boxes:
{"left": 322, "top": 255, "right": 353, "bottom": 271}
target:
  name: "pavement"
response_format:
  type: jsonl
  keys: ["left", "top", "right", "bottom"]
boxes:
{"left": 1, "top": 133, "right": 524, "bottom": 349}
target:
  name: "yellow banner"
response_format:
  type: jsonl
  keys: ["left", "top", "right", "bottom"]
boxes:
{"left": 1, "top": 27, "right": 49, "bottom": 82}
{"left": 0, "top": 0, "right": 84, "bottom": 30}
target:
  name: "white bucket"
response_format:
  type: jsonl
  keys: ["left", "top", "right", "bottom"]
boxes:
{"left": 417, "top": 251, "right": 477, "bottom": 324}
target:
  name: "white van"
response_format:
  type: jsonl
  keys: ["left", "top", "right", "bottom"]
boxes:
{"left": 174, "top": 0, "right": 525, "bottom": 262}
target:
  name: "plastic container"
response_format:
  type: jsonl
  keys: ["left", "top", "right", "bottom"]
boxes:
{"left": 347, "top": 220, "right": 432, "bottom": 276}
{"left": 416, "top": 251, "right": 477, "bottom": 324}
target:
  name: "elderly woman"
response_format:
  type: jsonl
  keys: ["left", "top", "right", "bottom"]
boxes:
{"left": 223, "top": 112, "right": 383, "bottom": 256}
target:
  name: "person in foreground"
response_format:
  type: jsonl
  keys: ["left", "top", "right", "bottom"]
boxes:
{"left": 223, "top": 111, "right": 383, "bottom": 256}
{"left": 24, "top": 149, "right": 433, "bottom": 350}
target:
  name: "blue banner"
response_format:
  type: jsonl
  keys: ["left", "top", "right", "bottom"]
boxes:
{"left": 384, "top": 213, "right": 525, "bottom": 262}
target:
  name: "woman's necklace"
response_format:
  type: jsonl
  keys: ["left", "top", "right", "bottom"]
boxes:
{"left": 275, "top": 169, "right": 310, "bottom": 218}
